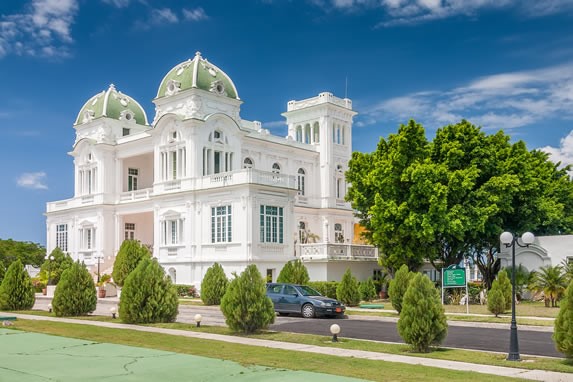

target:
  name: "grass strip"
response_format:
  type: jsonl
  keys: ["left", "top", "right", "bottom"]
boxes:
{"left": 10, "top": 319, "right": 526, "bottom": 382}
{"left": 12, "top": 311, "right": 573, "bottom": 374}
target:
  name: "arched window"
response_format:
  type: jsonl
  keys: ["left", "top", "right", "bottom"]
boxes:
{"left": 203, "top": 128, "right": 233, "bottom": 175}
{"left": 336, "top": 165, "right": 345, "bottom": 199}
{"left": 298, "top": 221, "right": 307, "bottom": 243}
{"left": 243, "top": 157, "right": 253, "bottom": 169}
{"left": 295, "top": 125, "right": 303, "bottom": 142}
{"left": 272, "top": 163, "right": 281, "bottom": 174}
{"left": 297, "top": 168, "right": 306, "bottom": 196}
{"left": 168, "top": 268, "right": 176, "bottom": 283}
{"left": 304, "top": 124, "right": 311, "bottom": 143}
{"left": 313, "top": 122, "right": 320, "bottom": 143}
{"left": 160, "top": 129, "right": 186, "bottom": 181}
{"left": 334, "top": 223, "right": 344, "bottom": 243}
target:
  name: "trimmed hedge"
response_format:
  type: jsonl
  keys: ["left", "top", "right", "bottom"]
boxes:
{"left": 176, "top": 284, "right": 198, "bottom": 298}
{"left": 307, "top": 281, "right": 338, "bottom": 298}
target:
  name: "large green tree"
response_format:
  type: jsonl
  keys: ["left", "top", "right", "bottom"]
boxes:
{"left": 346, "top": 120, "right": 573, "bottom": 287}
{"left": 0, "top": 238, "right": 45, "bottom": 268}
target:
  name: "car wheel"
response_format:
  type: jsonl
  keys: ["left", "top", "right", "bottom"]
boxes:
{"left": 302, "top": 303, "right": 315, "bottom": 318}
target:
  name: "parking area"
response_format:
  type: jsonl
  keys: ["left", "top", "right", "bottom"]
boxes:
{"left": 0, "top": 329, "right": 363, "bottom": 382}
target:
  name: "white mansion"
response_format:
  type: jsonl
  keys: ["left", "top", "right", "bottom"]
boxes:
{"left": 45, "top": 52, "right": 379, "bottom": 286}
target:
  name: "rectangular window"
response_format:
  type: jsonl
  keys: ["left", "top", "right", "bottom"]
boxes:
{"left": 211, "top": 205, "right": 232, "bottom": 243}
{"left": 162, "top": 219, "right": 182, "bottom": 245}
{"left": 56, "top": 224, "right": 68, "bottom": 252}
{"left": 80, "top": 227, "right": 96, "bottom": 250}
{"left": 122, "top": 128, "right": 130, "bottom": 136}
{"left": 259, "top": 205, "right": 283, "bottom": 243}
{"left": 124, "top": 223, "right": 135, "bottom": 240}
{"left": 128, "top": 168, "right": 139, "bottom": 191}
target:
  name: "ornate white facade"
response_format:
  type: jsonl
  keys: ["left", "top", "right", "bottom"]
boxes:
{"left": 46, "top": 52, "right": 379, "bottom": 286}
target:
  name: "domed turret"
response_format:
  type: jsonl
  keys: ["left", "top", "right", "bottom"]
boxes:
{"left": 75, "top": 84, "right": 149, "bottom": 126}
{"left": 156, "top": 51, "right": 239, "bottom": 100}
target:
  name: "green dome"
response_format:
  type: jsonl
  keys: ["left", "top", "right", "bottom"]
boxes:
{"left": 156, "top": 51, "right": 239, "bottom": 100}
{"left": 75, "top": 84, "right": 149, "bottom": 126}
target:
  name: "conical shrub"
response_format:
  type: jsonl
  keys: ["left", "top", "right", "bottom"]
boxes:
{"left": 554, "top": 281, "right": 573, "bottom": 358}
{"left": 112, "top": 240, "right": 150, "bottom": 287}
{"left": 487, "top": 280, "right": 506, "bottom": 317}
{"left": 359, "top": 277, "right": 377, "bottom": 302}
{"left": 201, "top": 262, "right": 228, "bottom": 305}
{"left": 52, "top": 261, "right": 97, "bottom": 316}
{"left": 277, "top": 261, "right": 294, "bottom": 283}
{"left": 397, "top": 273, "right": 448, "bottom": 352}
{"left": 220, "top": 264, "right": 275, "bottom": 334}
{"left": 119, "top": 257, "right": 178, "bottom": 324}
{"left": 496, "top": 269, "right": 512, "bottom": 309}
{"left": 388, "top": 264, "right": 413, "bottom": 313}
{"left": 336, "top": 268, "right": 361, "bottom": 306}
{"left": 277, "top": 260, "right": 310, "bottom": 285}
{"left": 0, "top": 259, "right": 35, "bottom": 310}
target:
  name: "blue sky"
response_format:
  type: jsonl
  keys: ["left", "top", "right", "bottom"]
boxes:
{"left": 1, "top": 0, "right": 573, "bottom": 246}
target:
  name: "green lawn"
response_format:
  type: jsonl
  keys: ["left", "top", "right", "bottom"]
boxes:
{"left": 10, "top": 319, "right": 530, "bottom": 382}
{"left": 12, "top": 310, "right": 573, "bottom": 375}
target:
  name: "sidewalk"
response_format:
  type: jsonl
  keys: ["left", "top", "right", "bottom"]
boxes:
{"left": 4, "top": 312, "right": 571, "bottom": 382}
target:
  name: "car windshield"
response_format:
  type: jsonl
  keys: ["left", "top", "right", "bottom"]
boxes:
{"left": 297, "top": 285, "right": 322, "bottom": 297}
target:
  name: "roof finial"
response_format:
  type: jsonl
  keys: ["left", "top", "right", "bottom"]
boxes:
{"left": 195, "top": 51, "right": 202, "bottom": 58}
{"left": 109, "top": 83, "right": 116, "bottom": 91}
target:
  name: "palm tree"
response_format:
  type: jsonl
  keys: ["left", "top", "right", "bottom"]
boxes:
{"left": 504, "top": 265, "right": 531, "bottom": 300}
{"left": 529, "top": 265, "right": 568, "bottom": 307}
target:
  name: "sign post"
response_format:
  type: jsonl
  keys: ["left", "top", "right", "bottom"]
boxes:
{"left": 442, "top": 265, "right": 468, "bottom": 313}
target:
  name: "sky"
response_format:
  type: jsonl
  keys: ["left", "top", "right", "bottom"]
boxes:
{"left": 1, "top": 0, "right": 573, "bottom": 246}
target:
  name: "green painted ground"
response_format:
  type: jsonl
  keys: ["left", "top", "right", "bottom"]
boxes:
{"left": 0, "top": 329, "right": 365, "bottom": 381}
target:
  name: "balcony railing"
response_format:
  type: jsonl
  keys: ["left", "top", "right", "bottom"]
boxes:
{"left": 47, "top": 169, "right": 298, "bottom": 213}
{"left": 299, "top": 243, "right": 378, "bottom": 261}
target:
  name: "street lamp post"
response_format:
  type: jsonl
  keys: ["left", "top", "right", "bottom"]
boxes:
{"left": 96, "top": 255, "right": 102, "bottom": 283}
{"left": 499, "top": 231, "right": 535, "bottom": 362}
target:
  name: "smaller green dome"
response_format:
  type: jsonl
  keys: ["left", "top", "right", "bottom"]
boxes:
{"left": 156, "top": 51, "right": 239, "bottom": 100}
{"left": 75, "top": 84, "right": 149, "bottom": 126}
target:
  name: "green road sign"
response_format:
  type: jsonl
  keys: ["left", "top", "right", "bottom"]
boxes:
{"left": 443, "top": 268, "right": 466, "bottom": 287}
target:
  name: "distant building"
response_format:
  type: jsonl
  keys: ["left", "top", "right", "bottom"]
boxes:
{"left": 45, "top": 52, "right": 379, "bottom": 287}
{"left": 499, "top": 234, "right": 573, "bottom": 272}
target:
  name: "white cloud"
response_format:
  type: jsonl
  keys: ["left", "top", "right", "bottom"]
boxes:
{"left": 313, "top": 0, "right": 573, "bottom": 27}
{"left": 541, "top": 130, "right": 573, "bottom": 170}
{"left": 0, "top": 0, "right": 78, "bottom": 58}
{"left": 182, "top": 8, "right": 209, "bottom": 22}
{"left": 101, "top": 0, "right": 131, "bottom": 8}
{"left": 150, "top": 8, "right": 178, "bottom": 24}
{"left": 359, "top": 63, "right": 573, "bottom": 131}
{"left": 17, "top": 172, "right": 48, "bottom": 190}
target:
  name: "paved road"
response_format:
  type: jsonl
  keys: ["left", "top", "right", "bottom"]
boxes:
{"left": 270, "top": 315, "right": 561, "bottom": 358}
{"left": 33, "top": 297, "right": 561, "bottom": 358}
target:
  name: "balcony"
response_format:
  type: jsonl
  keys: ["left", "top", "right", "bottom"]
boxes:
{"left": 196, "top": 168, "right": 297, "bottom": 190}
{"left": 119, "top": 188, "right": 153, "bottom": 203}
{"left": 299, "top": 243, "right": 378, "bottom": 261}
